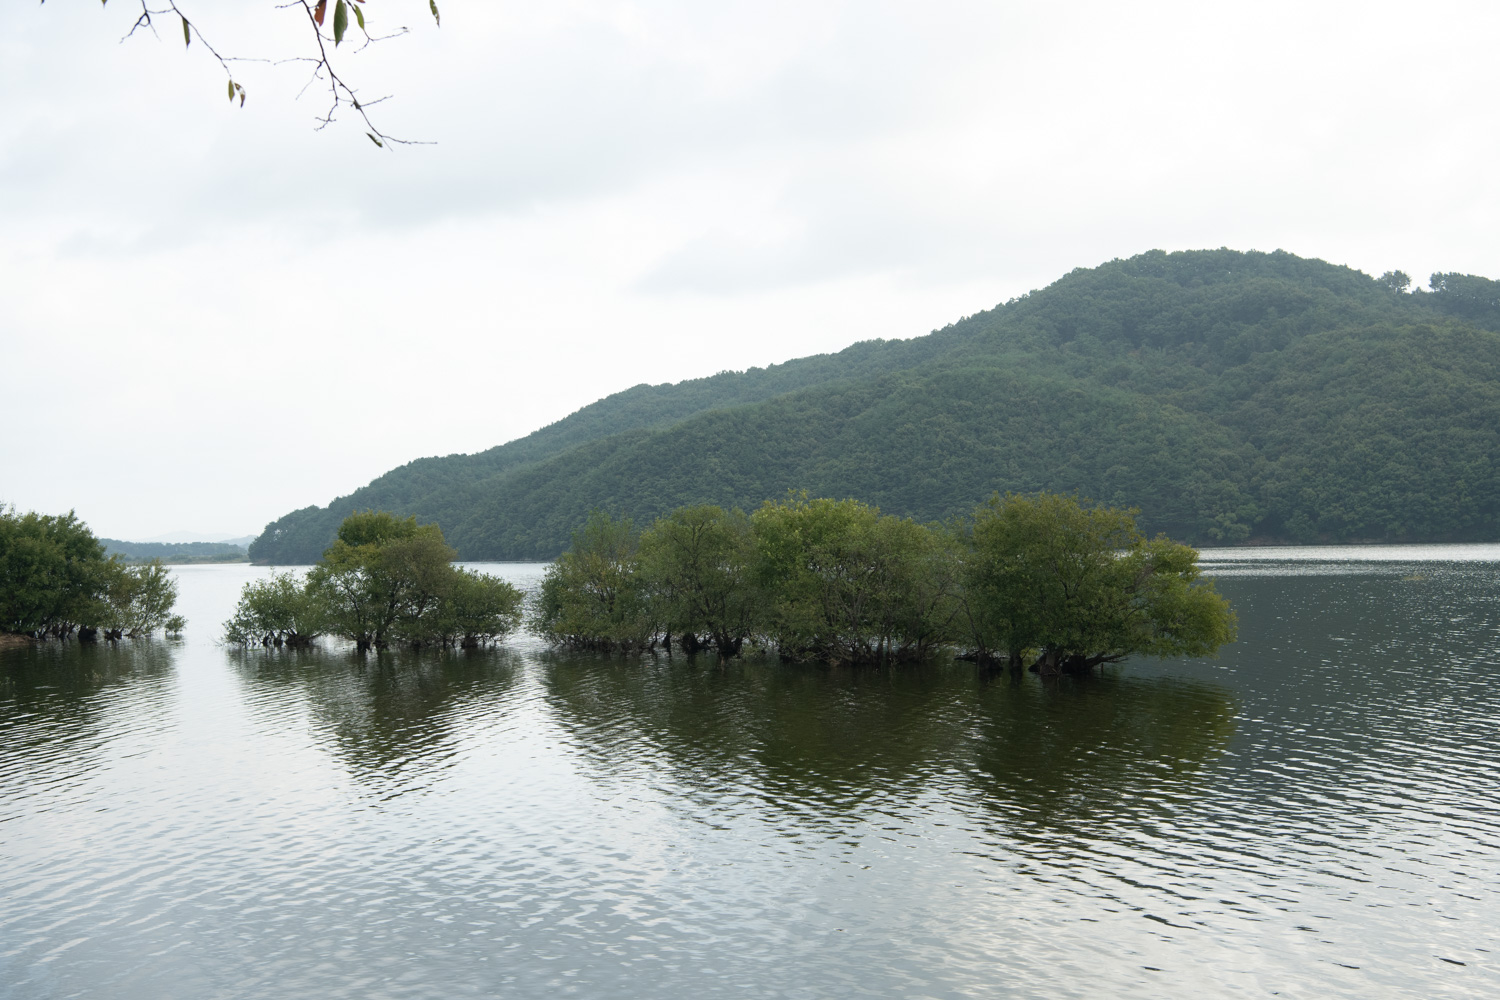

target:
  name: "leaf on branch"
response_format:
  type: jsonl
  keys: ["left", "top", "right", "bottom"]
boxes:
{"left": 352, "top": 4, "right": 365, "bottom": 31}
{"left": 313, "top": 0, "right": 327, "bottom": 27}
{"left": 430, "top": 0, "right": 441, "bottom": 27}
{"left": 333, "top": 0, "right": 348, "bottom": 45}
{"left": 228, "top": 78, "right": 235, "bottom": 102}
{"left": 367, "top": 132, "right": 383, "bottom": 148}
{"left": 181, "top": 16, "right": 190, "bottom": 48}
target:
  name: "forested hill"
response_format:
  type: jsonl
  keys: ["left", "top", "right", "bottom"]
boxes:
{"left": 250, "top": 249, "right": 1500, "bottom": 562}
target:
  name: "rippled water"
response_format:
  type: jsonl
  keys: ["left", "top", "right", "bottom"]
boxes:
{"left": 3, "top": 553, "right": 1498, "bottom": 998}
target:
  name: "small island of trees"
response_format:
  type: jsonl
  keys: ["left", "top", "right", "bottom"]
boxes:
{"left": 531, "top": 491, "right": 1236, "bottom": 676}
{"left": 228, "top": 493, "right": 1235, "bottom": 678}
{"left": 224, "top": 511, "right": 525, "bottom": 651}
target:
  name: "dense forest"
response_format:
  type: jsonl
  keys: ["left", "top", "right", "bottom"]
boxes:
{"left": 250, "top": 250, "right": 1500, "bottom": 562}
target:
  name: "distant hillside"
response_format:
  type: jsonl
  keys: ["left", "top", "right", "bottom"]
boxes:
{"left": 102, "top": 539, "right": 248, "bottom": 564}
{"left": 250, "top": 249, "right": 1500, "bottom": 562}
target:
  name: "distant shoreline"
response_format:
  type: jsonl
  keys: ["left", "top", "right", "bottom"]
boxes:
{"left": 123, "top": 554, "right": 252, "bottom": 563}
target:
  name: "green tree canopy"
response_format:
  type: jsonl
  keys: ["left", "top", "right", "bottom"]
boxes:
{"left": 308, "top": 511, "right": 456, "bottom": 651}
{"left": 533, "top": 492, "right": 1231, "bottom": 673}
{"left": 224, "top": 571, "right": 328, "bottom": 647}
{"left": 750, "top": 494, "right": 957, "bottom": 665}
{"left": 529, "top": 511, "right": 654, "bottom": 654}
{"left": 637, "top": 505, "right": 758, "bottom": 658}
{"left": 229, "top": 511, "right": 522, "bottom": 652}
{"left": 1378, "top": 270, "right": 1412, "bottom": 293}
{"left": 959, "top": 493, "right": 1236, "bottom": 676}
{"left": 2, "top": 507, "right": 185, "bottom": 640}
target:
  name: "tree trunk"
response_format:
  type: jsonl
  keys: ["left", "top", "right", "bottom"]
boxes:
{"left": 1031, "top": 649, "right": 1061, "bottom": 676}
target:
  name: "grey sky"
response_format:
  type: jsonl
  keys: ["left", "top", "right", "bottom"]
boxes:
{"left": 3, "top": 1, "right": 1496, "bottom": 540}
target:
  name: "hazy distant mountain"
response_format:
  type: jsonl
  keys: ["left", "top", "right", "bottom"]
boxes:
{"left": 140, "top": 531, "right": 257, "bottom": 546}
{"left": 102, "top": 539, "right": 249, "bottom": 564}
{"left": 250, "top": 249, "right": 1500, "bottom": 563}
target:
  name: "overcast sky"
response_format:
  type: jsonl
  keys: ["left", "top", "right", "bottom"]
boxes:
{"left": 3, "top": 1, "right": 1497, "bottom": 540}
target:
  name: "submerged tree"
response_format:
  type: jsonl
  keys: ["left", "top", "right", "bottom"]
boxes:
{"left": 529, "top": 511, "right": 655, "bottom": 654}
{"left": 95, "top": 560, "right": 184, "bottom": 640}
{"left": 638, "top": 505, "right": 758, "bottom": 658}
{"left": 227, "top": 511, "right": 523, "bottom": 652}
{"left": 307, "top": 511, "right": 456, "bottom": 651}
{"left": 1, "top": 507, "right": 185, "bottom": 640}
{"left": 959, "top": 492, "right": 1236, "bottom": 677}
{"left": 224, "top": 571, "right": 327, "bottom": 647}
{"left": 1, "top": 508, "right": 112, "bottom": 637}
{"left": 751, "top": 494, "right": 959, "bottom": 665}
{"left": 531, "top": 492, "right": 1234, "bottom": 674}
{"left": 426, "top": 568, "right": 525, "bottom": 649}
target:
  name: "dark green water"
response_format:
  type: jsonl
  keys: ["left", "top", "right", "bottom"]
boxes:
{"left": 2, "top": 552, "right": 1498, "bottom": 998}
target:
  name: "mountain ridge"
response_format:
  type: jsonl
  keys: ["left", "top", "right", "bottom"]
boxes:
{"left": 250, "top": 248, "right": 1500, "bottom": 562}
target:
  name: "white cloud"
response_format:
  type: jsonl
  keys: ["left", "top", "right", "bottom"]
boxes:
{"left": 3, "top": 0, "right": 1498, "bottom": 538}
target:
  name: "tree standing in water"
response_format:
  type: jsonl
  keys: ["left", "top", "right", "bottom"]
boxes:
{"left": 959, "top": 493, "right": 1236, "bottom": 678}
{"left": 229, "top": 511, "right": 523, "bottom": 652}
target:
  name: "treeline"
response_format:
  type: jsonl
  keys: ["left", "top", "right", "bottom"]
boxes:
{"left": 531, "top": 493, "right": 1235, "bottom": 674}
{"left": 249, "top": 249, "right": 1500, "bottom": 562}
{"left": 1, "top": 507, "right": 185, "bottom": 641}
{"left": 225, "top": 512, "right": 523, "bottom": 651}
{"left": 233, "top": 498, "right": 1234, "bottom": 675}
{"left": 101, "top": 539, "right": 249, "bottom": 564}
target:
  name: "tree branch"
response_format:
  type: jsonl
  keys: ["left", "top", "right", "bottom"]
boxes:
{"left": 102, "top": 0, "right": 439, "bottom": 146}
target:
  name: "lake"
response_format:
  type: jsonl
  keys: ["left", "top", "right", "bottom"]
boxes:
{"left": 2, "top": 550, "right": 1498, "bottom": 998}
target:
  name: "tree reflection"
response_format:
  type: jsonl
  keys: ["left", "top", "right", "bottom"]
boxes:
{"left": 541, "top": 653, "right": 1236, "bottom": 837}
{"left": 0, "top": 639, "right": 179, "bottom": 786}
{"left": 228, "top": 645, "right": 521, "bottom": 782}
{"left": 543, "top": 653, "right": 970, "bottom": 812}
{"left": 963, "top": 672, "right": 1238, "bottom": 837}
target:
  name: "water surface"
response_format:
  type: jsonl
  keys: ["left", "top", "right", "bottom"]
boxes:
{"left": 2, "top": 553, "right": 1497, "bottom": 998}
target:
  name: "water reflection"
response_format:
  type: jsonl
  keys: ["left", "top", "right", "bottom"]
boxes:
{"left": 541, "top": 653, "right": 1237, "bottom": 841}
{"left": 227, "top": 645, "right": 522, "bottom": 786}
{"left": 0, "top": 639, "right": 179, "bottom": 805}
{"left": 7, "top": 558, "right": 1500, "bottom": 1000}
{"left": 1, "top": 636, "right": 178, "bottom": 706}
{"left": 543, "top": 656, "right": 970, "bottom": 814}
{"left": 964, "top": 673, "right": 1237, "bottom": 835}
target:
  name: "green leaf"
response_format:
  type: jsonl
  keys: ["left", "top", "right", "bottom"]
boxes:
{"left": 366, "top": 133, "right": 383, "bottom": 148}
{"left": 429, "top": 0, "right": 441, "bottom": 27}
{"left": 227, "top": 79, "right": 235, "bottom": 102}
{"left": 181, "top": 16, "right": 190, "bottom": 48}
{"left": 353, "top": 5, "right": 364, "bottom": 31}
{"left": 333, "top": 0, "right": 348, "bottom": 45}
